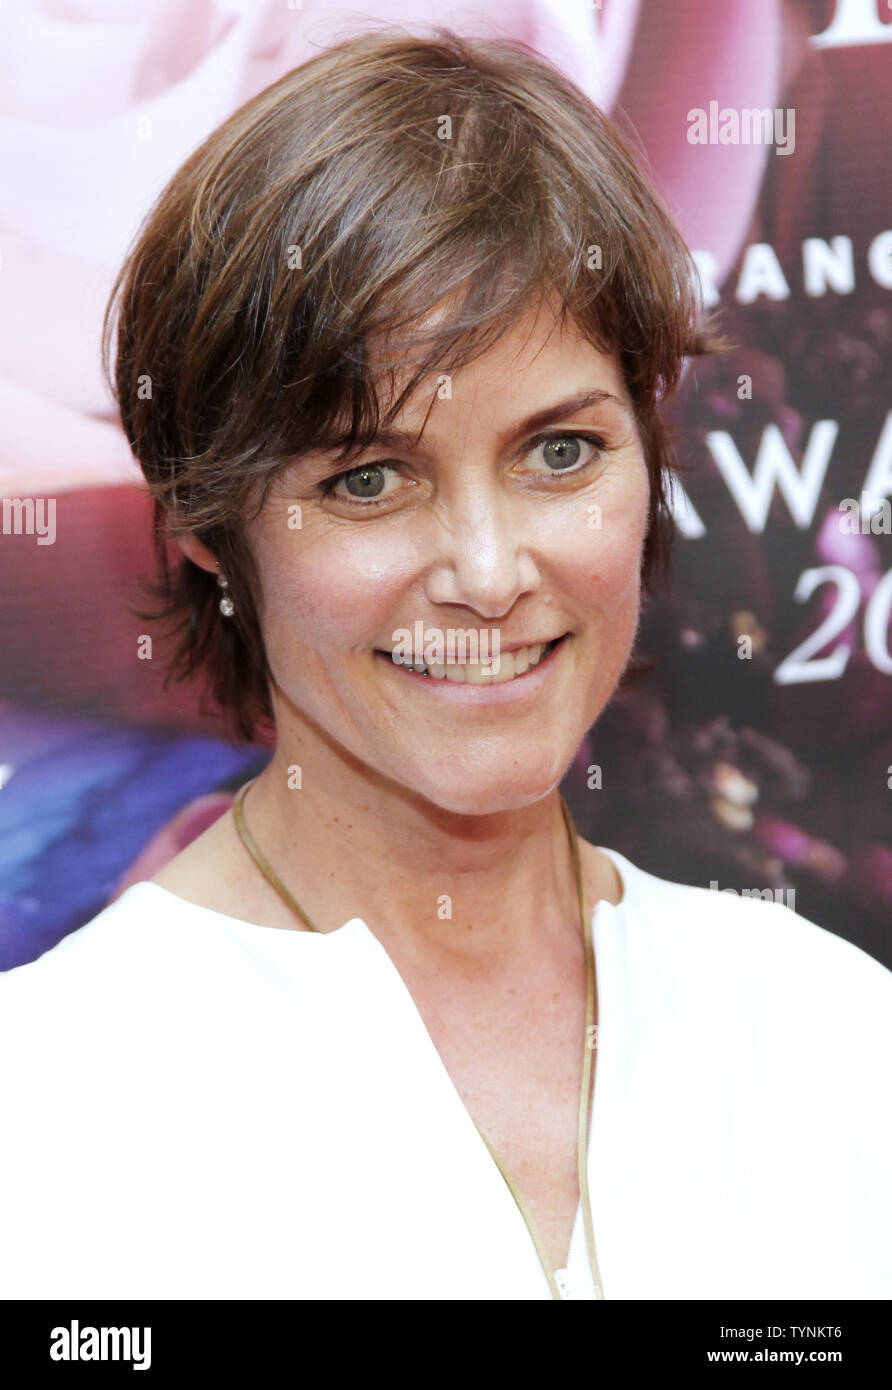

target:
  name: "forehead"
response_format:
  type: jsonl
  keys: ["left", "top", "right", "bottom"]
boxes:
{"left": 369, "top": 297, "right": 628, "bottom": 440}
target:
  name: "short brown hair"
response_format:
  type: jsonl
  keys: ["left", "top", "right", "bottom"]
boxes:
{"left": 103, "top": 25, "right": 722, "bottom": 744}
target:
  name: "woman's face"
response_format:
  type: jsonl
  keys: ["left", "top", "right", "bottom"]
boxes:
{"left": 246, "top": 301, "right": 651, "bottom": 814}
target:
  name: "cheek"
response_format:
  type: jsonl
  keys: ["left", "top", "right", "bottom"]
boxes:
{"left": 554, "top": 466, "right": 650, "bottom": 612}
{"left": 251, "top": 522, "right": 413, "bottom": 656}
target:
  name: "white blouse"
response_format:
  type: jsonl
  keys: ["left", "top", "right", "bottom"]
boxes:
{"left": 1, "top": 846, "right": 889, "bottom": 1300}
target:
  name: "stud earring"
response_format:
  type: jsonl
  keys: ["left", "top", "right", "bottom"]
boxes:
{"left": 217, "top": 572, "right": 235, "bottom": 617}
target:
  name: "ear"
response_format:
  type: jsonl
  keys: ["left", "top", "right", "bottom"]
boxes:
{"left": 176, "top": 531, "right": 220, "bottom": 575}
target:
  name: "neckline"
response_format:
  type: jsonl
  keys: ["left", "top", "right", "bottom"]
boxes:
{"left": 131, "top": 844, "right": 631, "bottom": 939}
{"left": 132, "top": 880, "right": 366, "bottom": 940}
{"left": 123, "top": 855, "right": 630, "bottom": 1299}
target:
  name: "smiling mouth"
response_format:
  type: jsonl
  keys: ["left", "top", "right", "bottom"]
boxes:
{"left": 376, "top": 635, "right": 567, "bottom": 685}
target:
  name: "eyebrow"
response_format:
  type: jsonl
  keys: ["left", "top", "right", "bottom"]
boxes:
{"left": 318, "top": 388, "right": 631, "bottom": 460}
{"left": 503, "top": 388, "right": 631, "bottom": 442}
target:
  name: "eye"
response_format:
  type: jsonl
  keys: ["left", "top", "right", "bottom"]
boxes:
{"left": 522, "top": 431, "right": 606, "bottom": 476}
{"left": 320, "top": 462, "right": 407, "bottom": 507}
{"left": 316, "top": 429, "right": 606, "bottom": 509}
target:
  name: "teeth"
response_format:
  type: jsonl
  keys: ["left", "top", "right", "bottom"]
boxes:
{"left": 390, "top": 640, "right": 557, "bottom": 684}
{"left": 464, "top": 660, "right": 492, "bottom": 685}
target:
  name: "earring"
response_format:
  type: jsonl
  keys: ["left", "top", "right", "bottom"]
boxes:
{"left": 217, "top": 572, "right": 235, "bottom": 617}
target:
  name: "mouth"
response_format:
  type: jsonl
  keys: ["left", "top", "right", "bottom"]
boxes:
{"left": 374, "top": 634, "right": 569, "bottom": 687}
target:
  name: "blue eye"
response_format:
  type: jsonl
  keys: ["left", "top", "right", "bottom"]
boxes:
{"left": 526, "top": 432, "right": 605, "bottom": 474}
{"left": 318, "top": 429, "right": 606, "bottom": 510}
{"left": 341, "top": 465, "right": 386, "bottom": 497}
{"left": 320, "top": 462, "right": 403, "bottom": 504}
{"left": 541, "top": 437, "right": 582, "bottom": 470}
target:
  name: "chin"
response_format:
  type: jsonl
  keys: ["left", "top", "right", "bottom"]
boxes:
{"left": 407, "top": 758, "right": 574, "bottom": 819}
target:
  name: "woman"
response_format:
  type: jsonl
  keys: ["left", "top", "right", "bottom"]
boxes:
{"left": 1, "top": 28, "right": 889, "bottom": 1301}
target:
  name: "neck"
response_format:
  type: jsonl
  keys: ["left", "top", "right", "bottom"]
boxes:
{"left": 243, "top": 736, "right": 588, "bottom": 963}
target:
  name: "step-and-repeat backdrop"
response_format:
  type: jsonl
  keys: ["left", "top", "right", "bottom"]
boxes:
{"left": 1, "top": 0, "right": 889, "bottom": 968}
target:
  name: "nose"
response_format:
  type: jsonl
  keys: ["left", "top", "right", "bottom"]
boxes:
{"left": 423, "top": 488, "right": 541, "bottom": 618}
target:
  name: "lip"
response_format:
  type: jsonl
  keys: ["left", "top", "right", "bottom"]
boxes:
{"left": 486, "top": 636, "right": 567, "bottom": 655}
{"left": 382, "top": 635, "right": 566, "bottom": 659}
{"left": 374, "top": 633, "right": 570, "bottom": 704}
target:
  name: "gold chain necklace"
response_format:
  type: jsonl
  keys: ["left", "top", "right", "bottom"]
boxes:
{"left": 232, "top": 777, "right": 605, "bottom": 1300}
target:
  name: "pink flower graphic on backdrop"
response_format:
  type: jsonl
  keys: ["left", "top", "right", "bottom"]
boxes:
{"left": 0, "top": 0, "right": 784, "bottom": 728}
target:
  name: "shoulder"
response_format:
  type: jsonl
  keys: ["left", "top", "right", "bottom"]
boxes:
{"left": 596, "top": 844, "right": 892, "bottom": 1030}
{"left": 598, "top": 850, "right": 892, "bottom": 1174}
{"left": 0, "top": 883, "right": 246, "bottom": 1030}
{"left": 0, "top": 882, "right": 321, "bottom": 1108}
{"left": 0, "top": 888, "right": 165, "bottom": 1090}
